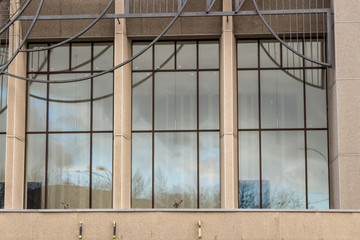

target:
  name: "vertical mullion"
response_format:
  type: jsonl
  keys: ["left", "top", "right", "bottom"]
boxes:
{"left": 89, "top": 43, "right": 94, "bottom": 208}
{"left": 45, "top": 43, "right": 50, "bottom": 209}
{"left": 151, "top": 44, "right": 155, "bottom": 208}
{"left": 258, "top": 40, "right": 263, "bottom": 208}
{"left": 196, "top": 41, "right": 200, "bottom": 209}
{"left": 302, "top": 40, "right": 309, "bottom": 209}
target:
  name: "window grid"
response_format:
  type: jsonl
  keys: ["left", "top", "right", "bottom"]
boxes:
{"left": 25, "top": 42, "right": 114, "bottom": 209}
{"left": 132, "top": 40, "right": 220, "bottom": 208}
{"left": 237, "top": 39, "right": 329, "bottom": 209}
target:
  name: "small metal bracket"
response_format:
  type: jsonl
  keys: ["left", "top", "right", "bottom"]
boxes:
{"left": 198, "top": 220, "right": 202, "bottom": 238}
{"left": 113, "top": 222, "right": 116, "bottom": 239}
{"left": 79, "top": 222, "right": 83, "bottom": 239}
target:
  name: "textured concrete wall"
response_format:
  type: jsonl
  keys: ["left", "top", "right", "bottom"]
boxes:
{"left": 0, "top": 210, "right": 359, "bottom": 239}
{"left": 331, "top": 0, "right": 360, "bottom": 209}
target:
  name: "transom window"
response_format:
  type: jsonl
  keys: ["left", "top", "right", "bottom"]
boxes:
{"left": 131, "top": 41, "right": 220, "bottom": 208}
{"left": 25, "top": 42, "right": 114, "bottom": 209}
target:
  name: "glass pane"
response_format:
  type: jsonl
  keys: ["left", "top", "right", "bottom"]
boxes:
{"left": 49, "top": 74, "right": 91, "bottom": 131}
{"left": 282, "top": 40, "right": 303, "bottom": 68}
{"left": 176, "top": 41, "right": 196, "bottom": 69}
{"left": 0, "top": 134, "right": 5, "bottom": 209}
{"left": 71, "top": 43, "right": 91, "bottom": 71}
{"left": 237, "top": 40, "right": 258, "bottom": 68}
{"left": 261, "top": 70, "right": 304, "bottom": 129}
{"left": 132, "top": 42, "right": 152, "bottom": 70}
{"left": 261, "top": 131, "right": 306, "bottom": 209}
{"left": 238, "top": 131, "right": 260, "bottom": 208}
{"left": 305, "top": 39, "right": 325, "bottom": 67}
{"left": 155, "top": 42, "right": 175, "bottom": 70}
{"left": 154, "top": 132, "right": 197, "bottom": 208}
{"left": 238, "top": 71, "right": 258, "bottom": 129}
{"left": 199, "top": 132, "right": 220, "bottom": 208}
{"left": 260, "top": 40, "right": 281, "bottom": 68}
{"left": 199, "top": 41, "right": 219, "bottom": 69}
{"left": 92, "top": 133, "right": 113, "bottom": 209}
{"left": 132, "top": 72, "right": 152, "bottom": 131}
{"left": 93, "top": 73, "right": 113, "bottom": 131}
{"left": 50, "top": 44, "right": 69, "bottom": 71}
{"left": 306, "top": 69, "right": 327, "bottom": 128}
{"left": 27, "top": 75, "right": 47, "bottom": 132}
{"left": 25, "top": 134, "right": 46, "bottom": 209}
{"left": 93, "top": 43, "right": 113, "bottom": 70}
{"left": 0, "top": 74, "right": 7, "bottom": 132}
{"left": 307, "top": 131, "right": 329, "bottom": 209}
{"left": 199, "top": 71, "right": 219, "bottom": 130}
{"left": 47, "top": 134, "right": 90, "bottom": 209}
{"left": 155, "top": 72, "right": 197, "bottom": 130}
{"left": 28, "top": 44, "right": 48, "bottom": 72}
{"left": 132, "top": 133, "right": 152, "bottom": 208}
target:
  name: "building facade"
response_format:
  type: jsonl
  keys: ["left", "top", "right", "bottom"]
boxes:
{"left": 0, "top": 0, "right": 360, "bottom": 239}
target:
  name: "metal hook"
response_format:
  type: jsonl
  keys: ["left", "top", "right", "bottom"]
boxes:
{"left": 79, "top": 222, "right": 83, "bottom": 239}
{"left": 198, "top": 220, "right": 202, "bottom": 238}
{"left": 113, "top": 222, "right": 116, "bottom": 239}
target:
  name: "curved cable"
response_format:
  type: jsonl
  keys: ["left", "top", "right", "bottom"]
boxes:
{"left": 20, "top": 0, "right": 114, "bottom": 52}
{"left": 0, "top": 0, "right": 44, "bottom": 71}
{"left": 0, "top": 0, "right": 31, "bottom": 36}
{"left": 252, "top": 0, "right": 330, "bottom": 67}
{"left": 2, "top": 0, "right": 189, "bottom": 83}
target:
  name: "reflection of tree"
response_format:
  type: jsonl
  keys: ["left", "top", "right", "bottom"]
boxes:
{"left": 132, "top": 168, "right": 220, "bottom": 208}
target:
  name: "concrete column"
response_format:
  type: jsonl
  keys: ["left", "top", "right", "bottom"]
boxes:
{"left": 220, "top": 0, "right": 238, "bottom": 209}
{"left": 113, "top": 0, "right": 132, "bottom": 209}
{"left": 4, "top": 0, "right": 27, "bottom": 209}
{"left": 331, "top": 0, "right": 360, "bottom": 209}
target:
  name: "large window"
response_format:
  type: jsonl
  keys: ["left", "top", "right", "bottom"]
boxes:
{"left": 0, "top": 74, "right": 7, "bottom": 209}
{"left": 132, "top": 41, "right": 220, "bottom": 208}
{"left": 238, "top": 39, "right": 329, "bottom": 209}
{"left": 25, "top": 42, "right": 114, "bottom": 209}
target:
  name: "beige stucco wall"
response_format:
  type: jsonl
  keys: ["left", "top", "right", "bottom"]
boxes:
{"left": 330, "top": 0, "right": 360, "bottom": 209}
{"left": 0, "top": 210, "right": 360, "bottom": 239}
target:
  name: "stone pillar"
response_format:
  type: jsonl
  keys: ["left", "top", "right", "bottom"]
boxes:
{"left": 330, "top": 0, "right": 360, "bottom": 209}
{"left": 4, "top": 0, "right": 27, "bottom": 209}
{"left": 220, "top": 0, "right": 238, "bottom": 209}
{"left": 113, "top": 0, "right": 132, "bottom": 209}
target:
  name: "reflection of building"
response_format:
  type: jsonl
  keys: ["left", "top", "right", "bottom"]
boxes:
{"left": 0, "top": 0, "right": 360, "bottom": 239}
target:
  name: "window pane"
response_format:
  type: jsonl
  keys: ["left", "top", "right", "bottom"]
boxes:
{"left": 0, "top": 74, "right": 7, "bottom": 132}
{"left": 155, "top": 42, "right": 175, "bottom": 70}
{"left": 49, "top": 74, "right": 91, "bottom": 131}
{"left": 260, "top": 40, "right": 281, "bottom": 68}
{"left": 199, "top": 41, "right": 219, "bottom": 69}
{"left": 238, "top": 40, "right": 258, "bottom": 68}
{"left": 71, "top": 43, "right": 91, "bottom": 71}
{"left": 238, "top": 131, "right": 260, "bottom": 208}
{"left": 282, "top": 40, "right": 303, "bottom": 68}
{"left": 199, "top": 71, "right": 219, "bottom": 130}
{"left": 261, "top": 70, "right": 304, "bottom": 128}
{"left": 0, "top": 134, "right": 5, "bottom": 209}
{"left": 176, "top": 41, "right": 196, "bottom": 69}
{"left": 50, "top": 44, "right": 69, "bottom": 71}
{"left": 93, "top": 43, "right": 113, "bottom": 70}
{"left": 132, "top": 42, "right": 152, "bottom": 70}
{"left": 47, "top": 134, "right": 90, "bottom": 209}
{"left": 306, "top": 69, "right": 327, "bottom": 128}
{"left": 305, "top": 39, "right": 325, "bottom": 67}
{"left": 28, "top": 44, "right": 48, "bottom": 72}
{"left": 27, "top": 75, "right": 47, "bottom": 132}
{"left": 261, "top": 131, "right": 306, "bottom": 209}
{"left": 132, "top": 133, "right": 152, "bottom": 208}
{"left": 155, "top": 72, "right": 197, "bottom": 130}
{"left": 25, "top": 134, "right": 46, "bottom": 209}
{"left": 238, "top": 71, "right": 258, "bottom": 129}
{"left": 92, "top": 133, "right": 113, "bottom": 209}
{"left": 199, "top": 132, "right": 220, "bottom": 208}
{"left": 154, "top": 132, "right": 197, "bottom": 208}
{"left": 93, "top": 73, "right": 113, "bottom": 131}
{"left": 307, "top": 131, "right": 329, "bottom": 209}
{"left": 132, "top": 72, "right": 152, "bottom": 131}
